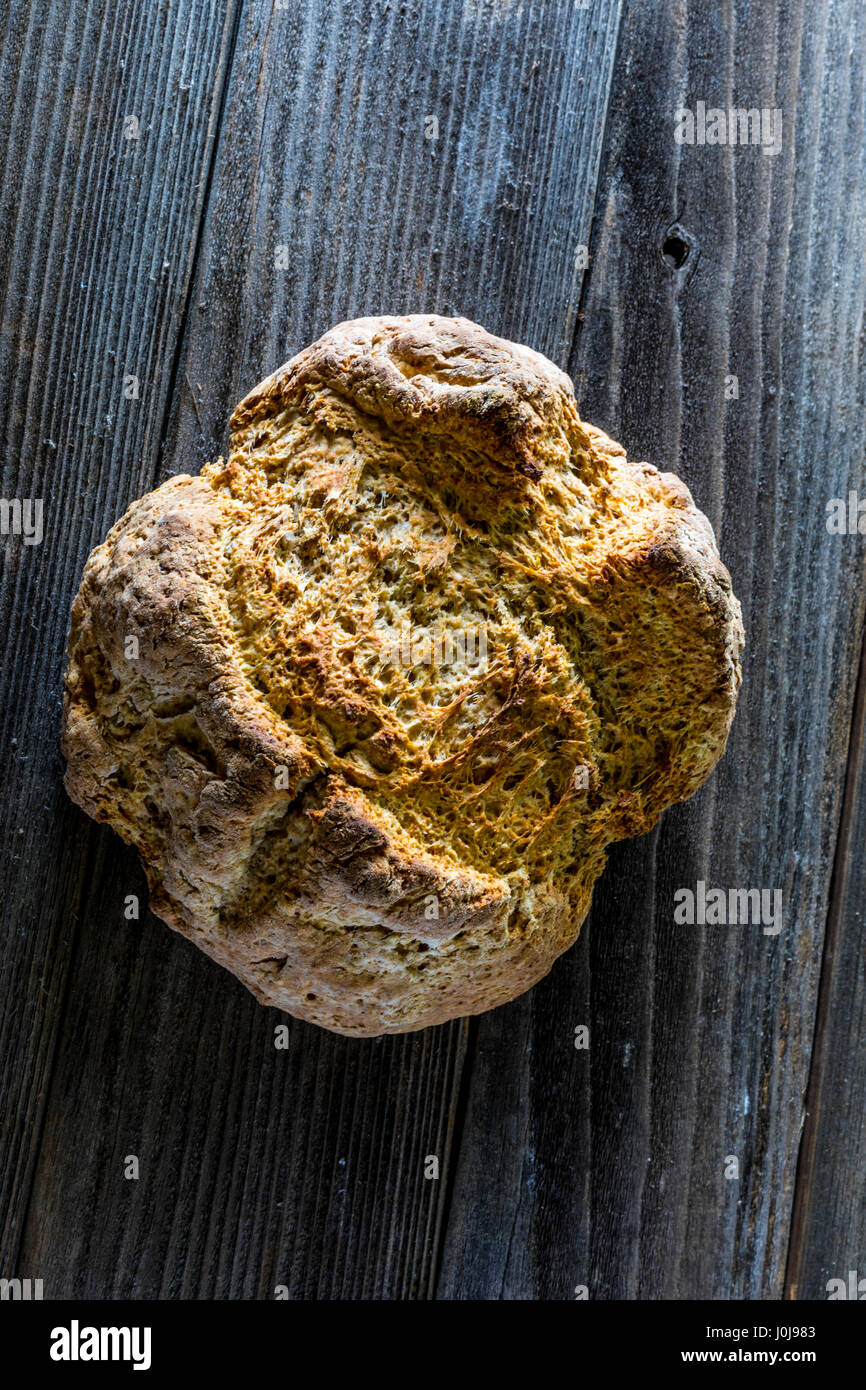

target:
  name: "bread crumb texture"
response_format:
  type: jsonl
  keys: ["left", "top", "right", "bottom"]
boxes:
{"left": 62, "top": 315, "right": 744, "bottom": 1036}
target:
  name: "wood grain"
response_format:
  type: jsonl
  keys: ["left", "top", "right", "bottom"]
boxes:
{"left": 0, "top": 0, "right": 242, "bottom": 1276}
{"left": 438, "top": 0, "right": 866, "bottom": 1299}
{"left": 3, "top": 0, "right": 865, "bottom": 1301}
{"left": 786, "top": 624, "right": 866, "bottom": 1301}
{"left": 4, "top": 0, "right": 623, "bottom": 1297}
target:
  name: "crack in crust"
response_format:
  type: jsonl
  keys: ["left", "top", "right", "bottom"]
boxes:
{"left": 62, "top": 314, "right": 744, "bottom": 1036}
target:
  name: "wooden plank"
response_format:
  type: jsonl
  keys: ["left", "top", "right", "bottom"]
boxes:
{"left": 9, "top": 0, "right": 624, "bottom": 1296}
{"left": 785, "top": 625, "right": 866, "bottom": 1301}
{"left": 0, "top": 0, "right": 242, "bottom": 1275}
{"left": 166, "top": 0, "right": 625, "bottom": 466}
{"left": 438, "top": 0, "right": 866, "bottom": 1299}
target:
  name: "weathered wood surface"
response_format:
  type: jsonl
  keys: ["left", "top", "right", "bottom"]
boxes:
{"left": 440, "top": 0, "right": 866, "bottom": 1301}
{"left": 1, "top": 0, "right": 865, "bottom": 1300}
{"left": 0, "top": 0, "right": 243, "bottom": 1281}
{"left": 786, "top": 632, "right": 866, "bottom": 1301}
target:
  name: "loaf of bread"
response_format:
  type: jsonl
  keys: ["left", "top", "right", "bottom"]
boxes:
{"left": 62, "top": 315, "right": 743, "bottom": 1036}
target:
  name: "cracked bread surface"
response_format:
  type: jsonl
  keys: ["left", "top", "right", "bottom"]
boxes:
{"left": 62, "top": 314, "right": 744, "bottom": 1036}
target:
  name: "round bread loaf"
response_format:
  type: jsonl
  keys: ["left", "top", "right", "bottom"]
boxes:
{"left": 62, "top": 315, "right": 743, "bottom": 1036}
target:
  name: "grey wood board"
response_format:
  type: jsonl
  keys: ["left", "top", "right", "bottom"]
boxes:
{"left": 0, "top": 0, "right": 243, "bottom": 1275}
{"left": 786, "top": 628, "right": 866, "bottom": 1301}
{"left": 2, "top": 0, "right": 625, "bottom": 1298}
{"left": 437, "top": 0, "right": 866, "bottom": 1299}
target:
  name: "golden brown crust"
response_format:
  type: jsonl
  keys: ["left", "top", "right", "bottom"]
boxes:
{"left": 62, "top": 314, "right": 744, "bottom": 1036}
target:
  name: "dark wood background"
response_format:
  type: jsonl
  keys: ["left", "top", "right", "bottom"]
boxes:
{"left": 1, "top": 0, "right": 865, "bottom": 1300}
